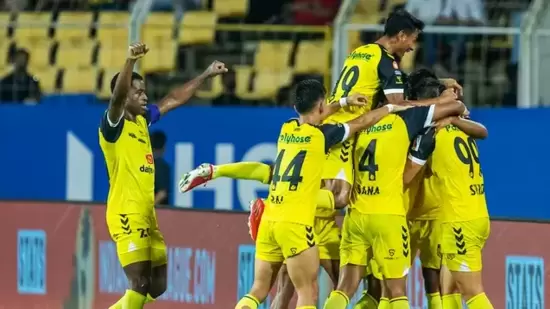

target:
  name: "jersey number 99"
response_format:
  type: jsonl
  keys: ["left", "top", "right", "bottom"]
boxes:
{"left": 330, "top": 65, "right": 360, "bottom": 101}
{"left": 454, "top": 136, "right": 482, "bottom": 178}
{"left": 271, "top": 150, "right": 306, "bottom": 191}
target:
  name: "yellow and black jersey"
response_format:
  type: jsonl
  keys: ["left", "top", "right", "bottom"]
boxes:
{"left": 263, "top": 119, "right": 350, "bottom": 226}
{"left": 326, "top": 43, "right": 405, "bottom": 124}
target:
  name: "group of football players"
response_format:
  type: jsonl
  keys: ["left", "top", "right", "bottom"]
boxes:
{"left": 178, "top": 9, "right": 494, "bottom": 309}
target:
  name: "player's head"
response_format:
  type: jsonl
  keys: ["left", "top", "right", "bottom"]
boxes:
{"left": 405, "top": 68, "right": 438, "bottom": 98}
{"left": 110, "top": 72, "right": 148, "bottom": 116}
{"left": 292, "top": 79, "right": 327, "bottom": 124}
{"left": 408, "top": 77, "right": 446, "bottom": 100}
{"left": 383, "top": 9, "right": 424, "bottom": 58}
{"left": 151, "top": 130, "right": 167, "bottom": 156}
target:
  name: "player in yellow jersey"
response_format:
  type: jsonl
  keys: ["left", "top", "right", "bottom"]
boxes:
{"left": 405, "top": 79, "right": 494, "bottom": 309}
{"left": 230, "top": 80, "right": 412, "bottom": 309}
{"left": 323, "top": 83, "right": 467, "bottom": 309}
{"left": 99, "top": 42, "right": 227, "bottom": 309}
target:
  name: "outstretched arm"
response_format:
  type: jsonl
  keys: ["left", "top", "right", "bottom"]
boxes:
{"left": 156, "top": 60, "right": 228, "bottom": 115}
{"left": 344, "top": 104, "right": 413, "bottom": 137}
{"left": 451, "top": 117, "right": 488, "bottom": 139}
{"left": 108, "top": 42, "right": 148, "bottom": 124}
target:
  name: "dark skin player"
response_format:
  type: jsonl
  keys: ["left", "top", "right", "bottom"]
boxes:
{"left": 108, "top": 42, "right": 227, "bottom": 300}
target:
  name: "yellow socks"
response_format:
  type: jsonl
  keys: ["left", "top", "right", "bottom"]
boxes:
{"left": 441, "top": 293, "right": 462, "bottom": 309}
{"left": 113, "top": 290, "right": 146, "bottom": 309}
{"left": 323, "top": 290, "right": 349, "bottom": 309}
{"left": 466, "top": 293, "right": 494, "bottom": 309}
{"left": 353, "top": 291, "right": 379, "bottom": 309}
{"left": 317, "top": 189, "right": 335, "bottom": 210}
{"left": 389, "top": 296, "right": 410, "bottom": 309}
{"left": 235, "top": 294, "right": 260, "bottom": 309}
{"left": 109, "top": 292, "right": 154, "bottom": 309}
{"left": 426, "top": 292, "right": 441, "bottom": 309}
{"left": 213, "top": 162, "right": 272, "bottom": 184}
{"left": 378, "top": 297, "right": 390, "bottom": 309}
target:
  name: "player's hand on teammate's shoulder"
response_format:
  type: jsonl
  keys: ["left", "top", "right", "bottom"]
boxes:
{"left": 346, "top": 93, "right": 368, "bottom": 106}
{"left": 438, "top": 88, "right": 459, "bottom": 105}
{"left": 386, "top": 103, "right": 414, "bottom": 113}
{"left": 204, "top": 60, "right": 229, "bottom": 77}
{"left": 434, "top": 116, "right": 456, "bottom": 130}
{"left": 440, "top": 78, "right": 463, "bottom": 96}
{"left": 128, "top": 42, "right": 149, "bottom": 60}
{"left": 461, "top": 102, "right": 470, "bottom": 117}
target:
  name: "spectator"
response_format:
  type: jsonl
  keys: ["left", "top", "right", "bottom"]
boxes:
{"left": 151, "top": 131, "right": 171, "bottom": 206}
{"left": 0, "top": 49, "right": 41, "bottom": 104}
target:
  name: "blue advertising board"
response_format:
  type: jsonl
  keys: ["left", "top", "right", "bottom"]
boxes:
{"left": 0, "top": 96, "right": 549, "bottom": 220}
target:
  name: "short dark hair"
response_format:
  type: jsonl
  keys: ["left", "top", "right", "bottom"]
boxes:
{"left": 405, "top": 68, "right": 438, "bottom": 99}
{"left": 293, "top": 79, "right": 326, "bottom": 114}
{"left": 383, "top": 9, "right": 425, "bottom": 37}
{"left": 409, "top": 77, "right": 445, "bottom": 100}
{"left": 110, "top": 72, "right": 144, "bottom": 94}
{"left": 151, "top": 131, "right": 167, "bottom": 150}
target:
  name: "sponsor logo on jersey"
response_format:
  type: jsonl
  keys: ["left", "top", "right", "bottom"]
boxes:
{"left": 366, "top": 124, "right": 392, "bottom": 134}
{"left": 347, "top": 51, "right": 373, "bottom": 61}
{"left": 139, "top": 165, "right": 154, "bottom": 174}
{"left": 279, "top": 133, "right": 311, "bottom": 144}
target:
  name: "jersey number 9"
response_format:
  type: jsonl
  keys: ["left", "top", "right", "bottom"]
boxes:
{"left": 271, "top": 150, "right": 306, "bottom": 191}
{"left": 358, "top": 139, "right": 379, "bottom": 181}
{"left": 454, "top": 136, "right": 482, "bottom": 178}
{"left": 330, "top": 65, "right": 360, "bottom": 101}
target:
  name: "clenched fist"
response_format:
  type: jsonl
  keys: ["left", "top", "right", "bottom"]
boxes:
{"left": 204, "top": 60, "right": 228, "bottom": 77}
{"left": 128, "top": 42, "right": 149, "bottom": 60}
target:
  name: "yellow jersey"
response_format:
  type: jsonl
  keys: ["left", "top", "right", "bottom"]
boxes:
{"left": 263, "top": 119, "right": 349, "bottom": 226}
{"left": 99, "top": 106, "right": 161, "bottom": 214}
{"left": 351, "top": 105, "right": 435, "bottom": 215}
{"left": 408, "top": 169, "right": 442, "bottom": 220}
{"left": 326, "top": 43, "right": 405, "bottom": 124}
{"left": 410, "top": 124, "right": 489, "bottom": 221}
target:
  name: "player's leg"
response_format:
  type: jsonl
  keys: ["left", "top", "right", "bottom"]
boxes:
{"left": 441, "top": 219, "right": 493, "bottom": 309}
{"left": 417, "top": 220, "right": 442, "bottom": 309}
{"left": 317, "top": 217, "right": 341, "bottom": 286}
{"left": 270, "top": 264, "right": 295, "bottom": 309}
{"left": 353, "top": 273, "right": 381, "bottom": 309}
{"left": 179, "top": 162, "right": 271, "bottom": 192}
{"left": 237, "top": 221, "right": 284, "bottom": 308}
{"left": 324, "top": 209, "right": 368, "bottom": 309}
{"left": 149, "top": 212, "right": 168, "bottom": 301}
{"left": 440, "top": 264, "right": 461, "bottom": 309}
{"left": 372, "top": 215, "right": 412, "bottom": 309}
{"left": 107, "top": 213, "right": 155, "bottom": 309}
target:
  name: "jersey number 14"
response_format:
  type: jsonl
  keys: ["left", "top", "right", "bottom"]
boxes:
{"left": 271, "top": 150, "right": 306, "bottom": 191}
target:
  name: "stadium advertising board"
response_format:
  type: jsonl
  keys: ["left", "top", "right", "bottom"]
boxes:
{"left": 0, "top": 98, "right": 549, "bottom": 219}
{"left": 0, "top": 201, "right": 546, "bottom": 309}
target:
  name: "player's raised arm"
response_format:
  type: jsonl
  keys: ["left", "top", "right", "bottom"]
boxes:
{"left": 322, "top": 93, "right": 368, "bottom": 120}
{"left": 156, "top": 61, "right": 228, "bottom": 115}
{"left": 108, "top": 42, "right": 148, "bottom": 124}
{"left": 450, "top": 117, "right": 488, "bottom": 139}
{"left": 404, "top": 127, "right": 436, "bottom": 186}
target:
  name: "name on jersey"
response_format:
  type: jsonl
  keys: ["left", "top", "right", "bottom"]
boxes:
{"left": 365, "top": 124, "right": 392, "bottom": 134}
{"left": 279, "top": 133, "right": 312, "bottom": 144}
{"left": 444, "top": 124, "right": 460, "bottom": 132}
{"left": 355, "top": 184, "right": 380, "bottom": 196}
{"left": 347, "top": 51, "right": 373, "bottom": 62}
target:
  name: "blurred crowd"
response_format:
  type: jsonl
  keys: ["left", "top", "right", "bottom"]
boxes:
{"left": 0, "top": 0, "right": 532, "bottom": 107}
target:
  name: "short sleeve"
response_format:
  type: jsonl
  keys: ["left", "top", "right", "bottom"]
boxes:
{"left": 408, "top": 127, "right": 436, "bottom": 166}
{"left": 319, "top": 123, "right": 350, "bottom": 152}
{"left": 397, "top": 105, "right": 435, "bottom": 141}
{"left": 378, "top": 51, "right": 405, "bottom": 96}
{"left": 100, "top": 110, "right": 125, "bottom": 143}
{"left": 145, "top": 104, "right": 161, "bottom": 126}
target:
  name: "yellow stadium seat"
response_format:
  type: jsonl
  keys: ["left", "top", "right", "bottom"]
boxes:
{"left": 15, "top": 13, "right": 51, "bottom": 42}
{"left": 98, "top": 44, "right": 127, "bottom": 70}
{"left": 56, "top": 12, "right": 93, "bottom": 42}
{"left": 214, "top": 0, "right": 248, "bottom": 18}
{"left": 98, "top": 68, "right": 118, "bottom": 99}
{"left": 62, "top": 67, "right": 97, "bottom": 93}
{"left": 141, "top": 39, "right": 176, "bottom": 73}
{"left": 56, "top": 41, "right": 96, "bottom": 69}
{"left": 16, "top": 40, "right": 52, "bottom": 70}
{"left": 197, "top": 75, "right": 223, "bottom": 99}
{"left": 295, "top": 41, "right": 330, "bottom": 75}
{"left": 235, "top": 65, "right": 292, "bottom": 100}
{"left": 235, "top": 65, "right": 253, "bottom": 98}
{"left": 254, "top": 41, "right": 293, "bottom": 71}
{"left": 33, "top": 67, "right": 59, "bottom": 94}
{"left": 142, "top": 13, "right": 174, "bottom": 44}
{"left": 179, "top": 11, "right": 217, "bottom": 45}
{"left": 97, "top": 12, "right": 129, "bottom": 47}
{"left": 0, "top": 13, "right": 12, "bottom": 39}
